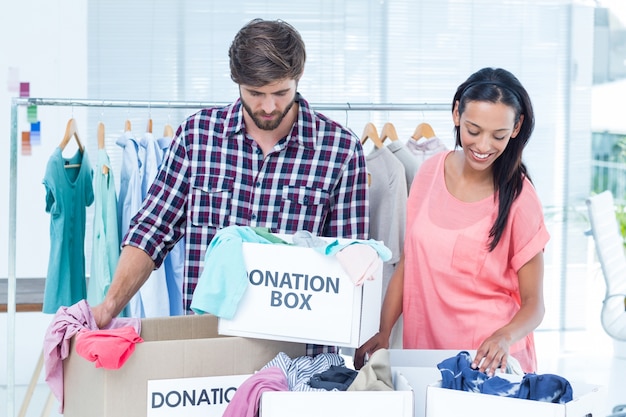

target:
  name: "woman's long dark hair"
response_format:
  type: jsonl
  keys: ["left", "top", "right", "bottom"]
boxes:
{"left": 452, "top": 67, "right": 535, "bottom": 251}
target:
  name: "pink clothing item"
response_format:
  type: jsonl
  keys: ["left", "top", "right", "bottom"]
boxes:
{"left": 335, "top": 243, "right": 382, "bottom": 286}
{"left": 43, "top": 299, "right": 141, "bottom": 412}
{"left": 402, "top": 151, "right": 549, "bottom": 373}
{"left": 75, "top": 326, "right": 143, "bottom": 369}
{"left": 222, "top": 367, "right": 288, "bottom": 417}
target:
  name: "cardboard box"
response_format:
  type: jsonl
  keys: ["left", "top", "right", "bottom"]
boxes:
{"left": 259, "top": 371, "right": 414, "bottom": 417}
{"left": 63, "top": 314, "right": 307, "bottom": 417}
{"left": 390, "top": 349, "right": 467, "bottom": 417}
{"left": 146, "top": 374, "right": 251, "bottom": 417}
{"left": 218, "top": 237, "right": 383, "bottom": 347}
{"left": 425, "top": 376, "right": 606, "bottom": 417}
{"left": 390, "top": 349, "right": 606, "bottom": 417}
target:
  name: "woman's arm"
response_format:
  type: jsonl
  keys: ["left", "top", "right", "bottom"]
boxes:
{"left": 471, "top": 251, "right": 545, "bottom": 375}
{"left": 353, "top": 254, "right": 405, "bottom": 369}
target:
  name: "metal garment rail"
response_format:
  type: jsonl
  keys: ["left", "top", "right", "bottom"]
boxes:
{"left": 6, "top": 97, "right": 448, "bottom": 417}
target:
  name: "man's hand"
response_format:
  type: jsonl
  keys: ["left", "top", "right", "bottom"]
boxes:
{"left": 91, "top": 303, "right": 114, "bottom": 329}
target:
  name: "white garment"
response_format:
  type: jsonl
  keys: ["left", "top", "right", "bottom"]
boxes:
{"left": 405, "top": 135, "right": 447, "bottom": 169}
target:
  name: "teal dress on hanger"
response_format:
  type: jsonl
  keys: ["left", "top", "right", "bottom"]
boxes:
{"left": 88, "top": 148, "right": 120, "bottom": 308}
{"left": 42, "top": 147, "right": 94, "bottom": 314}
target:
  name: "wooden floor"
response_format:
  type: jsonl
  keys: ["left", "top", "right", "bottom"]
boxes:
{"left": 0, "top": 278, "right": 45, "bottom": 313}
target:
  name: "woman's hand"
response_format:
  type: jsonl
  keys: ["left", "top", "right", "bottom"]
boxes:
{"left": 353, "top": 332, "right": 390, "bottom": 370}
{"left": 471, "top": 331, "right": 512, "bottom": 376}
{"left": 471, "top": 251, "right": 546, "bottom": 375}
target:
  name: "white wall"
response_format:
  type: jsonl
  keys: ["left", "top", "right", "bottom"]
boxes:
{"left": 1, "top": 0, "right": 88, "bottom": 280}
{"left": 0, "top": 0, "right": 88, "bottom": 397}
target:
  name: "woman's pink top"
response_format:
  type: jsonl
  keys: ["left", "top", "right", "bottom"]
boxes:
{"left": 403, "top": 151, "right": 550, "bottom": 372}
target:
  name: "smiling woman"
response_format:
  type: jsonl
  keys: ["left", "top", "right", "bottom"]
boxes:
{"left": 355, "top": 68, "right": 549, "bottom": 376}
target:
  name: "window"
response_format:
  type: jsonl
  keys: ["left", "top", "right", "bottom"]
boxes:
{"left": 87, "top": 0, "right": 595, "bottom": 332}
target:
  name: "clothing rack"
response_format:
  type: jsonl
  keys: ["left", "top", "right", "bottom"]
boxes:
{"left": 6, "top": 96, "right": 449, "bottom": 417}
{"left": 12, "top": 97, "right": 450, "bottom": 111}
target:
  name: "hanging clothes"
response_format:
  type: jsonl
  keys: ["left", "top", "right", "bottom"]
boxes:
{"left": 379, "top": 122, "right": 419, "bottom": 193}
{"left": 117, "top": 130, "right": 143, "bottom": 244}
{"left": 364, "top": 146, "right": 406, "bottom": 348}
{"left": 135, "top": 131, "right": 171, "bottom": 317}
{"left": 88, "top": 148, "right": 120, "bottom": 307}
{"left": 117, "top": 128, "right": 170, "bottom": 318}
{"left": 116, "top": 129, "right": 146, "bottom": 317}
{"left": 156, "top": 134, "right": 186, "bottom": 316}
{"left": 42, "top": 147, "right": 94, "bottom": 314}
{"left": 385, "top": 140, "right": 420, "bottom": 194}
{"left": 405, "top": 135, "right": 447, "bottom": 169}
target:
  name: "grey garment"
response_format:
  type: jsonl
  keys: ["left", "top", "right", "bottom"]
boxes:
{"left": 292, "top": 230, "right": 328, "bottom": 248}
{"left": 385, "top": 140, "right": 419, "bottom": 194}
{"left": 365, "top": 146, "right": 407, "bottom": 266}
{"left": 366, "top": 147, "right": 407, "bottom": 349}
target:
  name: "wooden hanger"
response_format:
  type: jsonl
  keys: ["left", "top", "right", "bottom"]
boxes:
{"left": 411, "top": 122, "right": 436, "bottom": 141}
{"left": 163, "top": 123, "right": 174, "bottom": 138}
{"left": 360, "top": 122, "right": 384, "bottom": 149}
{"left": 59, "top": 118, "right": 84, "bottom": 152}
{"left": 146, "top": 118, "right": 153, "bottom": 133}
{"left": 60, "top": 118, "right": 84, "bottom": 169}
{"left": 380, "top": 122, "right": 399, "bottom": 143}
{"left": 124, "top": 119, "right": 132, "bottom": 132}
{"left": 97, "top": 122, "right": 109, "bottom": 175}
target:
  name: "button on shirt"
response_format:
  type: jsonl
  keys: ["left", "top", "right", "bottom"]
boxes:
{"left": 123, "top": 95, "right": 369, "bottom": 313}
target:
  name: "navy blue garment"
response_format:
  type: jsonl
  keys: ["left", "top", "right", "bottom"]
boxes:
{"left": 309, "top": 365, "right": 358, "bottom": 391}
{"left": 437, "top": 351, "right": 573, "bottom": 403}
{"left": 517, "top": 373, "right": 573, "bottom": 403}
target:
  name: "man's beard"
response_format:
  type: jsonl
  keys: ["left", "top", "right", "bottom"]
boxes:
{"left": 242, "top": 95, "right": 296, "bottom": 131}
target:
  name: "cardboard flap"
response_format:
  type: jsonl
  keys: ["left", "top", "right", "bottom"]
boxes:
{"left": 140, "top": 314, "right": 221, "bottom": 341}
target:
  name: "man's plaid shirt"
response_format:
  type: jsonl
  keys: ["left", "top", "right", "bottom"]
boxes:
{"left": 123, "top": 95, "right": 369, "bottom": 354}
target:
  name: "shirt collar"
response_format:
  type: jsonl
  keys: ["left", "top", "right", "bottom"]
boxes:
{"left": 292, "top": 94, "right": 318, "bottom": 150}
{"left": 226, "top": 93, "right": 318, "bottom": 150}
